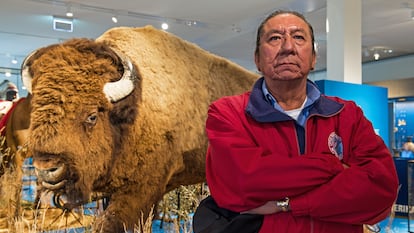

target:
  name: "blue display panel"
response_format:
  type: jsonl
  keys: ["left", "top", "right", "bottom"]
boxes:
{"left": 315, "top": 80, "right": 389, "bottom": 147}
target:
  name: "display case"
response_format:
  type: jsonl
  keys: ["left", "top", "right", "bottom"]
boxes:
{"left": 390, "top": 98, "right": 414, "bottom": 158}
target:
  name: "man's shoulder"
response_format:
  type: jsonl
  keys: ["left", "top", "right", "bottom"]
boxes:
{"left": 322, "top": 95, "right": 358, "bottom": 108}
{"left": 210, "top": 91, "right": 251, "bottom": 112}
{"left": 214, "top": 91, "right": 251, "bottom": 103}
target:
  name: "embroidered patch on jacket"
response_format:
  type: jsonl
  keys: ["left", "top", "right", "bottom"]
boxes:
{"left": 328, "top": 132, "right": 343, "bottom": 160}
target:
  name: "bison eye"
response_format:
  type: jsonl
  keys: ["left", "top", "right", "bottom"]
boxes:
{"left": 85, "top": 113, "right": 98, "bottom": 126}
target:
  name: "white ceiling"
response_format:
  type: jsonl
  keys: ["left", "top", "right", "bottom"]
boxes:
{"left": 1, "top": 0, "right": 414, "bottom": 81}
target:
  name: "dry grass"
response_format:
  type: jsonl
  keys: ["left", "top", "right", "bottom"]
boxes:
{"left": 6, "top": 184, "right": 206, "bottom": 233}
{"left": 0, "top": 169, "right": 97, "bottom": 232}
{"left": 0, "top": 134, "right": 96, "bottom": 232}
{"left": 152, "top": 183, "right": 209, "bottom": 233}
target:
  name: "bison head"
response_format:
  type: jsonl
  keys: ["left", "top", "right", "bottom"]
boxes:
{"left": 22, "top": 39, "right": 140, "bottom": 207}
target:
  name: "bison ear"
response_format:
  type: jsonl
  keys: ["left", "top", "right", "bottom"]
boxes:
{"left": 22, "top": 67, "right": 32, "bottom": 94}
{"left": 21, "top": 49, "right": 39, "bottom": 94}
{"left": 109, "top": 98, "right": 138, "bottom": 125}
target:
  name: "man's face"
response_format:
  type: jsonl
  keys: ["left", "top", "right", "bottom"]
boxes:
{"left": 6, "top": 90, "right": 17, "bottom": 101}
{"left": 255, "top": 14, "right": 316, "bottom": 81}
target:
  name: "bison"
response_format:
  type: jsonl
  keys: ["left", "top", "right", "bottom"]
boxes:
{"left": 21, "top": 25, "right": 258, "bottom": 232}
{"left": 3, "top": 95, "right": 31, "bottom": 164}
{"left": 0, "top": 95, "right": 31, "bottom": 174}
{"left": 0, "top": 95, "right": 31, "bottom": 220}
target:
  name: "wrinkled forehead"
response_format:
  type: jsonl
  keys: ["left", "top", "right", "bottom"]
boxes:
{"left": 262, "top": 14, "right": 310, "bottom": 36}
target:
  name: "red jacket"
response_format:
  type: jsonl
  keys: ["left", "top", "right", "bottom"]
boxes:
{"left": 206, "top": 78, "right": 399, "bottom": 233}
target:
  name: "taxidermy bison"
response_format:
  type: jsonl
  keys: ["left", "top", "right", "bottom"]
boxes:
{"left": 0, "top": 95, "right": 31, "bottom": 219}
{"left": 21, "top": 25, "right": 258, "bottom": 232}
{"left": 0, "top": 95, "right": 31, "bottom": 175}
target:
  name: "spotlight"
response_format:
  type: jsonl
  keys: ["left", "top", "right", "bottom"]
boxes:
{"left": 161, "top": 23, "right": 169, "bottom": 30}
{"left": 11, "top": 58, "right": 17, "bottom": 64}
{"left": 112, "top": 16, "right": 118, "bottom": 23}
{"left": 66, "top": 5, "right": 73, "bottom": 17}
{"left": 373, "top": 52, "right": 380, "bottom": 60}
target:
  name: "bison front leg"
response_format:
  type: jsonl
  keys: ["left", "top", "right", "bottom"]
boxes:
{"left": 93, "top": 207, "right": 129, "bottom": 233}
{"left": 92, "top": 189, "right": 162, "bottom": 233}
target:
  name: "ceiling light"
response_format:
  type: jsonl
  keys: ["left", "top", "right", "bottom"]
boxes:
{"left": 373, "top": 52, "right": 380, "bottom": 60}
{"left": 112, "top": 16, "right": 118, "bottom": 23}
{"left": 5, "top": 71, "right": 11, "bottom": 77}
{"left": 66, "top": 4, "right": 73, "bottom": 17}
{"left": 11, "top": 58, "right": 17, "bottom": 64}
{"left": 411, "top": 10, "right": 414, "bottom": 20}
{"left": 185, "top": 20, "right": 198, "bottom": 26}
{"left": 161, "top": 23, "right": 169, "bottom": 30}
{"left": 326, "top": 18, "right": 329, "bottom": 33}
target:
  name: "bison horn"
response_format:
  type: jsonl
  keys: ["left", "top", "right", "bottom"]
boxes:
{"left": 20, "top": 47, "right": 136, "bottom": 103}
{"left": 103, "top": 49, "right": 136, "bottom": 103}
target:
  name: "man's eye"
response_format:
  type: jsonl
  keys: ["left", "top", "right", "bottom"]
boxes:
{"left": 269, "top": 35, "right": 281, "bottom": 41}
{"left": 293, "top": 35, "right": 305, "bottom": 40}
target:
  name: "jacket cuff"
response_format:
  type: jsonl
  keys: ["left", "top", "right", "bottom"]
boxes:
{"left": 289, "top": 194, "right": 310, "bottom": 216}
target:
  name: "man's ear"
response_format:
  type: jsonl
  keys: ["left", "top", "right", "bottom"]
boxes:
{"left": 311, "top": 53, "right": 316, "bottom": 71}
{"left": 254, "top": 53, "right": 261, "bottom": 72}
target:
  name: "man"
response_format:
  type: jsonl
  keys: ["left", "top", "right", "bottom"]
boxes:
{"left": 0, "top": 82, "right": 19, "bottom": 120}
{"left": 205, "top": 10, "right": 398, "bottom": 233}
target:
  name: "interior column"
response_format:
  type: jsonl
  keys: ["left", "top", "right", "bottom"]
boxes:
{"left": 326, "top": 0, "right": 362, "bottom": 84}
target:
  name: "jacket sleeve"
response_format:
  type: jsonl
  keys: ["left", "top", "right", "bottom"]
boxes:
{"left": 205, "top": 97, "right": 345, "bottom": 212}
{"left": 290, "top": 101, "right": 399, "bottom": 225}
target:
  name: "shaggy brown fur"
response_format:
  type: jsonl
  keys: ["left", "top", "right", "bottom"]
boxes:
{"left": 25, "top": 25, "right": 259, "bottom": 233}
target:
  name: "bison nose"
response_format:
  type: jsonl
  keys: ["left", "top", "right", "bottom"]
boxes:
{"left": 35, "top": 165, "right": 66, "bottom": 183}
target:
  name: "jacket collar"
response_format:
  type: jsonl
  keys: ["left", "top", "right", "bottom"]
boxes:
{"left": 245, "top": 77, "right": 344, "bottom": 123}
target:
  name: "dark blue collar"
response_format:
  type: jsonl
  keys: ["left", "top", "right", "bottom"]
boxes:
{"left": 245, "top": 77, "right": 344, "bottom": 123}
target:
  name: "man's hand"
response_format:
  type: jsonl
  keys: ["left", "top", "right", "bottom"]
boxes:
{"left": 241, "top": 201, "right": 279, "bottom": 215}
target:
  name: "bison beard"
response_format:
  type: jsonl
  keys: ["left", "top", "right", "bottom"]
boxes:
{"left": 23, "top": 25, "right": 259, "bottom": 233}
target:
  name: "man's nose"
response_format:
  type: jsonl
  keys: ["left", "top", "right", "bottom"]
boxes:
{"left": 281, "top": 36, "right": 294, "bottom": 52}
